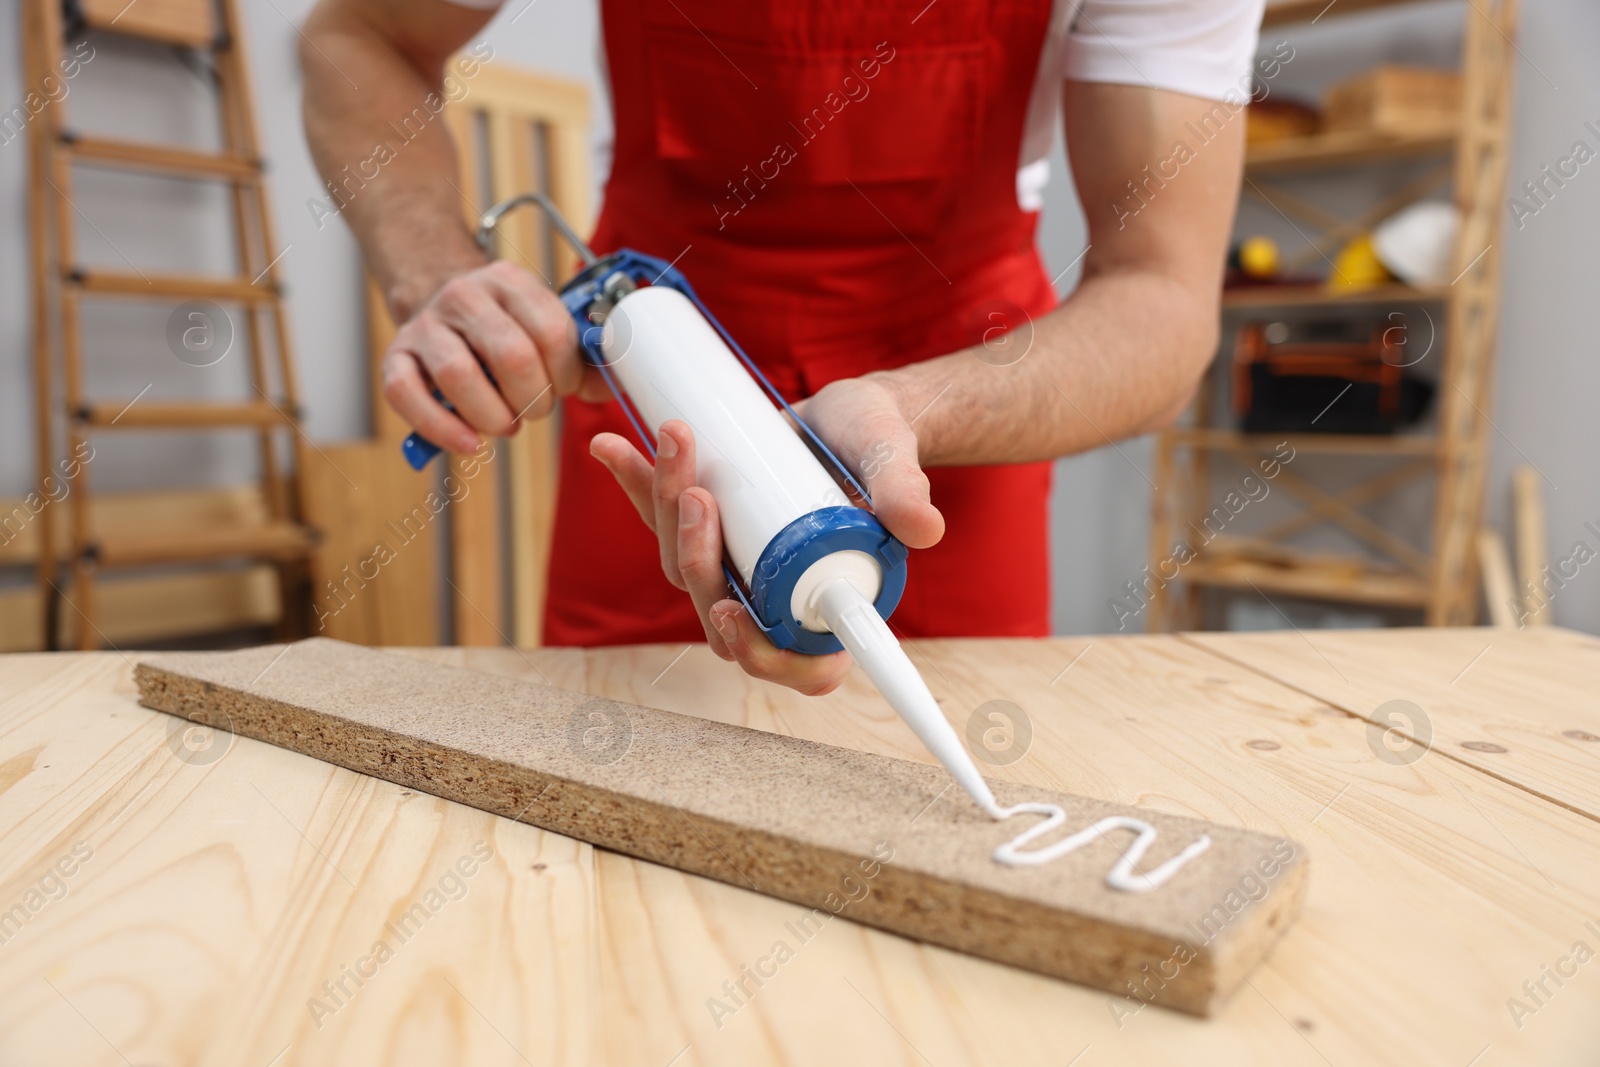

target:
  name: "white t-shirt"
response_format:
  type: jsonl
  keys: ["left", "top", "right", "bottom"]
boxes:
{"left": 445, "top": 0, "right": 1265, "bottom": 209}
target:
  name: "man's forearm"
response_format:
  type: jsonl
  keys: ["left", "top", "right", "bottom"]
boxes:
{"left": 300, "top": 3, "right": 489, "bottom": 321}
{"left": 874, "top": 79, "right": 1244, "bottom": 469}
{"left": 871, "top": 265, "right": 1219, "bottom": 468}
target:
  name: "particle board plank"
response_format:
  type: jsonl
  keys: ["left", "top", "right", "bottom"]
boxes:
{"left": 1182, "top": 627, "right": 1600, "bottom": 822}
{"left": 0, "top": 652, "right": 597, "bottom": 1067}
{"left": 4, "top": 636, "right": 1599, "bottom": 1065}
{"left": 131, "top": 638, "right": 1306, "bottom": 1017}
{"left": 520, "top": 636, "right": 1600, "bottom": 1066}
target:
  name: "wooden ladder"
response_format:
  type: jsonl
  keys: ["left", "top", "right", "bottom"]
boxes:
{"left": 25, "top": 0, "right": 315, "bottom": 649}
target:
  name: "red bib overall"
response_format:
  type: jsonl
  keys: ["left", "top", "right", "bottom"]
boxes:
{"left": 544, "top": 0, "right": 1058, "bottom": 646}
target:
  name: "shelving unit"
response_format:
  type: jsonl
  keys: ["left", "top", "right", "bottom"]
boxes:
{"left": 1220, "top": 282, "right": 1448, "bottom": 309}
{"left": 1243, "top": 127, "right": 1456, "bottom": 173}
{"left": 1145, "top": 0, "right": 1518, "bottom": 630}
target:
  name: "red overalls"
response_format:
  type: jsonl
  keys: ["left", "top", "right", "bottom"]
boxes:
{"left": 544, "top": 0, "right": 1059, "bottom": 646}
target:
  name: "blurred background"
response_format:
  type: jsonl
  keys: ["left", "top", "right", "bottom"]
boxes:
{"left": 0, "top": 0, "right": 1595, "bottom": 651}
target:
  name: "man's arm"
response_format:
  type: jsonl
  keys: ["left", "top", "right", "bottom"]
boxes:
{"left": 594, "top": 81, "right": 1245, "bottom": 693}
{"left": 301, "top": 0, "right": 590, "bottom": 455}
{"left": 301, "top": 0, "right": 489, "bottom": 318}
{"left": 861, "top": 80, "right": 1242, "bottom": 466}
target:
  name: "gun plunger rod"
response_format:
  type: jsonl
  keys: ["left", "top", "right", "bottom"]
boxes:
{"left": 475, "top": 192, "right": 599, "bottom": 266}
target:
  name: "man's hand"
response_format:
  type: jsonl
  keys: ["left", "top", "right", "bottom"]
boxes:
{"left": 302, "top": 1, "right": 607, "bottom": 454}
{"left": 589, "top": 375, "right": 944, "bottom": 695}
{"left": 380, "top": 260, "right": 604, "bottom": 454}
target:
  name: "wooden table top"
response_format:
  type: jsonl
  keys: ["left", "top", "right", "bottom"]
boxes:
{"left": 1, "top": 627, "right": 1597, "bottom": 1066}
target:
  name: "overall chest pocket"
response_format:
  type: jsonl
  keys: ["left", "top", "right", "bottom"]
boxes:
{"left": 647, "top": 28, "right": 986, "bottom": 187}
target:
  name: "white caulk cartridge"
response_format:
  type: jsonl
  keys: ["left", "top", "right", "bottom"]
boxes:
{"left": 404, "top": 193, "right": 1002, "bottom": 816}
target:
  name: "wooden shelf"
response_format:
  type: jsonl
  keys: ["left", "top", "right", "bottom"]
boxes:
{"left": 79, "top": 400, "right": 295, "bottom": 429}
{"left": 71, "top": 270, "right": 279, "bottom": 304}
{"left": 1222, "top": 283, "right": 1448, "bottom": 309}
{"left": 1167, "top": 429, "right": 1440, "bottom": 456}
{"left": 1181, "top": 539, "right": 1430, "bottom": 608}
{"left": 1262, "top": 0, "right": 1433, "bottom": 28}
{"left": 62, "top": 134, "right": 261, "bottom": 182}
{"left": 92, "top": 521, "right": 317, "bottom": 568}
{"left": 77, "top": 0, "right": 217, "bottom": 48}
{"left": 1246, "top": 128, "right": 1456, "bottom": 174}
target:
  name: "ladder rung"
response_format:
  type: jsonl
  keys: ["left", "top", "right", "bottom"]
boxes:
{"left": 80, "top": 401, "right": 295, "bottom": 429}
{"left": 77, "top": 0, "right": 218, "bottom": 48}
{"left": 71, "top": 270, "right": 279, "bottom": 304}
{"left": 62, "top": 134, "right": 261, "bottom": 181}
{"left": 91, "top": 522, "right": 317, "bottom": 568}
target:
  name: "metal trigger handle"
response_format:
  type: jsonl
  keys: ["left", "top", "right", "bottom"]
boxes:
{"left": 400, "top": 193, "right": 600, "bottom": 470}
{"left": 475, "top": 192, "right": 598, "bottom": 267}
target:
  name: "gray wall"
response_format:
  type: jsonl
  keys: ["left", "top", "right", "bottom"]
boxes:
{"left": 1, "top": 0, "right": 1594, "bottom": 634}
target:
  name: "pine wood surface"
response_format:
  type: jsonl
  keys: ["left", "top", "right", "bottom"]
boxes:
{"left": 1, "top": 629, "right": 1597, "bottom": 1065}
{"left": 130, "top": 638, "right": 1310, "bottom": 1017}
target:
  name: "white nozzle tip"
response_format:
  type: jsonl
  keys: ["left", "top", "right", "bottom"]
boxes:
{"left": 811, "top": 578, "right": 999, "bottom": 816}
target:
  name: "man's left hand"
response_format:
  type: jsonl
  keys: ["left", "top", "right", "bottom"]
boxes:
{"left": 590, "top": 375, "right": 944, "bottom": 695}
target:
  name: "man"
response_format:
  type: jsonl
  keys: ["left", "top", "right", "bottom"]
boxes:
{"left": 300, "top": 0, "right": 1261, "bottom": 693}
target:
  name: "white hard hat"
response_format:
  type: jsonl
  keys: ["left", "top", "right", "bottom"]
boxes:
{"left": 1374, "top": 200, "right": 1461, "bottom": 286}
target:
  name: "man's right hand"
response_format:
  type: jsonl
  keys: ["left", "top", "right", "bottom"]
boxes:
{"left": 380, "top": 259, "right": 602, "bottom": 454}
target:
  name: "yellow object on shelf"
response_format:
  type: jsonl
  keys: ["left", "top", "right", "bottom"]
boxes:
{"left": 1327, "top": 234, "right": 1397, "bottom": 291}
{"left": 1233, "top": 235, "right": 1281, "bottom": 279}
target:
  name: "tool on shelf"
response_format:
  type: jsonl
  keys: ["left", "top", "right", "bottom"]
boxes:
{"left": 1232, "top": 319, "right": 1434, "bottom": 435}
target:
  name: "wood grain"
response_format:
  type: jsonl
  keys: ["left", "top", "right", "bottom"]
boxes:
{"left": 1184, "top": 627, "right": 1600, "bottom": 822}
{"left": 132, "top": 638, "right": 1307, "bottom": 1016}
{"left": 3, "top": 632, "right": 1597, "bottom": 1065}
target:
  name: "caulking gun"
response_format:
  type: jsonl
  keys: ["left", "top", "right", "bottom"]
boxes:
{"left": 401, "top": 193, "right": 1003, "bottom": 816}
